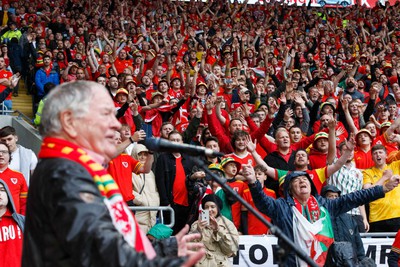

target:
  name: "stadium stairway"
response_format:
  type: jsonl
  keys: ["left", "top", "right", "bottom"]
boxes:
{"left": 12, "top": 80, "right": 34, "bottom": 120}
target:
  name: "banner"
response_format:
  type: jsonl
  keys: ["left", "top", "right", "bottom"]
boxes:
{"left": 245, "top": 0, "right": 395, "bottom": 8}
{"left": 231, "top": 236, "right": 394, "bottom": 266}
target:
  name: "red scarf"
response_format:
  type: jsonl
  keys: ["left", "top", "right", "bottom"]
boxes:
{"left": 39, "top": 137, "right": 156, "bottom": 259}
{"left": 293, "top": 195, "right": 320, "bottom": 223}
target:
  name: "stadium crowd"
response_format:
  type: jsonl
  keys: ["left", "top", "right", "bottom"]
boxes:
{"left": 2, "top": 0, "right": 400, "bottom": 265}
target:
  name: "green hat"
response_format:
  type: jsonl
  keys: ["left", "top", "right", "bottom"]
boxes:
{"left": 147, "top": 224, "right": 173, "bottom": 240}
{"left": 220, "top": 157, "right": 241, "bottom": 172}
{"left": 314, "top": 132, "right": 329, "bottom": 143}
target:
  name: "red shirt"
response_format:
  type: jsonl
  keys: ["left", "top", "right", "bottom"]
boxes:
{"left": 243, "top": 187, "right": 275, "bottom": 235}
{"left": 354, "top": 148, "right": 374, "bottom": 170}
{"left": 108, "top": 154, "right": 142, "bottom": 202}
{"left": 0, "top": 168, "right": 28, "bottom": 215}
{"left": 173, "top": 156, "right": 188, "bottom": 206}
{"left": 0, "top": 69, "right": 12, "bottom": 100}
{"left": 227, "top": 179, "right": 248, "bottom": 230}
{"left": 225, "top": 152, "right": 256, "bottom": 167}
{"left": 0, "top": 210, "right": 23, "bottom": 267}
{"left": 114, "top": 58, "right": 133, "bottom": 74}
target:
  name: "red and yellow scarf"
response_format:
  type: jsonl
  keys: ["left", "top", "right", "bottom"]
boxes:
{"left": 39, "top": 137, "right": 156, "bottom": 259}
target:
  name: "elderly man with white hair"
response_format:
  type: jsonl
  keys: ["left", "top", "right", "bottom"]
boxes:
{"left": 22, "top": 81, "right": 204, "bottom": 267}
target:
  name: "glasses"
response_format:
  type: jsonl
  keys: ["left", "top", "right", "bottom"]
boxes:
{"left": 0, "top": 150, "right": 9, "bottom": 155}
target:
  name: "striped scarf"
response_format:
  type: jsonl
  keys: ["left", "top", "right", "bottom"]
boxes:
{"left": 39, "top": 137, "right": 156, "bottom": 259}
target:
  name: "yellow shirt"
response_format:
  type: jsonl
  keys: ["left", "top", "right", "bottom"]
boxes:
{"left": 362, "top": 160, "right": 400, "bottom": 223}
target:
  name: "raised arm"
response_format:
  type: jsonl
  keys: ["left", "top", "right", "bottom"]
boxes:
{"left": 245, "top": 135, "right": 277, "bottom": 179}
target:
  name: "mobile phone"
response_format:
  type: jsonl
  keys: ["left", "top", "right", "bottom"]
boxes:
{"left": 200, "top": 209, "right": 210, "bottom": 225}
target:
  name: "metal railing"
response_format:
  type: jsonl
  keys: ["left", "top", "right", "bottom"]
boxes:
{"left": 129, "top": 206, "right": 175, "bottom": 228}
{"left": 360, "top": 232, "right": 397, "bottom": 238}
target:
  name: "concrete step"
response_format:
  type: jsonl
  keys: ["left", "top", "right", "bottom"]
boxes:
{"left": 10, "top": 80, "right": 34, "bottom": 120}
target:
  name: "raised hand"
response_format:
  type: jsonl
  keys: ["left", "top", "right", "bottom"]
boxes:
{"left": 244, "top": 134, "right": 256, "bottom": 153}
{"left": 176, "top": 225, "right": 206, "bottom": 267}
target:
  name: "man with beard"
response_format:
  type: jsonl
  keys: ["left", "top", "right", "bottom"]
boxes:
{"left": 34, "top": 55, "right": 60, "bottom": 102}
{"left": 328, "top": 141, "right": 369, "bottom": 233}
{"left": 344, "top": 77, "right": 364, "bottom": 102}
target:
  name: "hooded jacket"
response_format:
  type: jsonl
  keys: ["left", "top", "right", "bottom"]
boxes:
{"left": 0, "top": 178, "right": 24, "bottom": 231}
{"left": 249, "top": 171, "right": 385, "bottom": 267}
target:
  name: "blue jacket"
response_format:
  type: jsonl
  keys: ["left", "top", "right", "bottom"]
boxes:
{"left": 35, "top": 68, "right": 59, "bottom": 98}
{"left": 249, "top": 172, "right": 385, "bottom": 266}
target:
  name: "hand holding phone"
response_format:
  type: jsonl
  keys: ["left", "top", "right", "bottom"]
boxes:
{"left": 200, "top": 209, "right": 210, "bottom": 225}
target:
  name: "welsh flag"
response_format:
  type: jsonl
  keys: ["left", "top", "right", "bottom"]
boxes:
{"left": 292, "top": 206, "right": 334, "bottom": 266}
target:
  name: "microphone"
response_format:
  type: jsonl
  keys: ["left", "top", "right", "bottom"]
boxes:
{"left": 143, "top": 138, "right": 224, "bottom": 157}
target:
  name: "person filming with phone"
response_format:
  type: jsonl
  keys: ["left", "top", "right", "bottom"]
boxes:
{"left": 190, "top": 194, "right": 239, "bottom": 267}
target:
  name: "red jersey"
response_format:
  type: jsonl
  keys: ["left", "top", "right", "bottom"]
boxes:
{"left": 0, "top": 168, "right": 28, "bottom": 215}
{"left": 354, "top": 148, "right": 374, "bottom": 170}
{"left": 373, "top": 134, "right": 398, "bottom": 160}
{"left": 114, "top": 58, "right": 133, "bottom": 74}
{"left": 0, "top": 69, "right": 12, "bottom": 100}
{"left": 225, "top": 152, "right": 256, "bottom": 167}
{"left": 0, "top": 211, "right": 23, "bottom": 267}
{"left": 107, "top": 154, "right": 142, "bottom": 202}
{"left": 243, "top": 187, "right": 276, "bottom": 235}
{"left": 227, "top": 179, "right": 248, "bottom": 230}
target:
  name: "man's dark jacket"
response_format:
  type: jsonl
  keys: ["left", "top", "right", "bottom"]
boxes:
{"left": 22, "top": 158, "right": 185, "bottom": 267}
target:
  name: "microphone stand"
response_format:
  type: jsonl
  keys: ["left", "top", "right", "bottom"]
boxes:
{"left": 189, "top": 156, "right": 319, "bottom": 267}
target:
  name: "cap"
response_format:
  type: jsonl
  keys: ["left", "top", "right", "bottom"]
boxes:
{"left": 115, "top": 88, "right": 129, "bottom": 96}
{"left": 320, "top": 102, "right": 336, "bottom": 112}
{"left": 220, "top": 157, "right": 241, "bottom": 172}
{"left": 207, "top": 163, "right": 224, "bottom": 181}
{"left": 125, "top": 78, "right": 137, "bottom": 85}
{"left": 314, "top": 132, "right": 329, "bottom": 143}
{"left": 321, "top": 185, "right": 341, "bottom": 198}
{"left": 383, "top": 62, "right": 392, "bottom": 70}
{"left": 380, "top": 121, "right": 391, "bottom": 129}
{"left": 151, "top": 91, "right": 164, "bottom": 100}
{"left": 208, "top": 163, "right": 224, "bottom": 173}
{"left": 355, "top": 128, "right": 372, "bottom": 139}
{"left": 196, "top": 82, "right": 208, "bottom": 89}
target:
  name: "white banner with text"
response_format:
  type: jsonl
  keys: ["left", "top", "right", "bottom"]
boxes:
{"left": 231, "top": 236, "right": 394, "bottom": 266}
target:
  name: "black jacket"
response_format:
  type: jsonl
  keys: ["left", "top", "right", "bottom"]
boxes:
{"left": 155, "top": 152, "right": 194, "bottom": 206}
{"left": 264, "top": 150, "right": 296, "bottom": 197}
{"left": 22, "top": 158, "right": 185, "bottom": 267}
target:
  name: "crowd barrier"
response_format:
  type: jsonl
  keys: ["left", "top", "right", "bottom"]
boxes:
{"left": 231, "top": 234, "right": 395, "bottom": 266}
